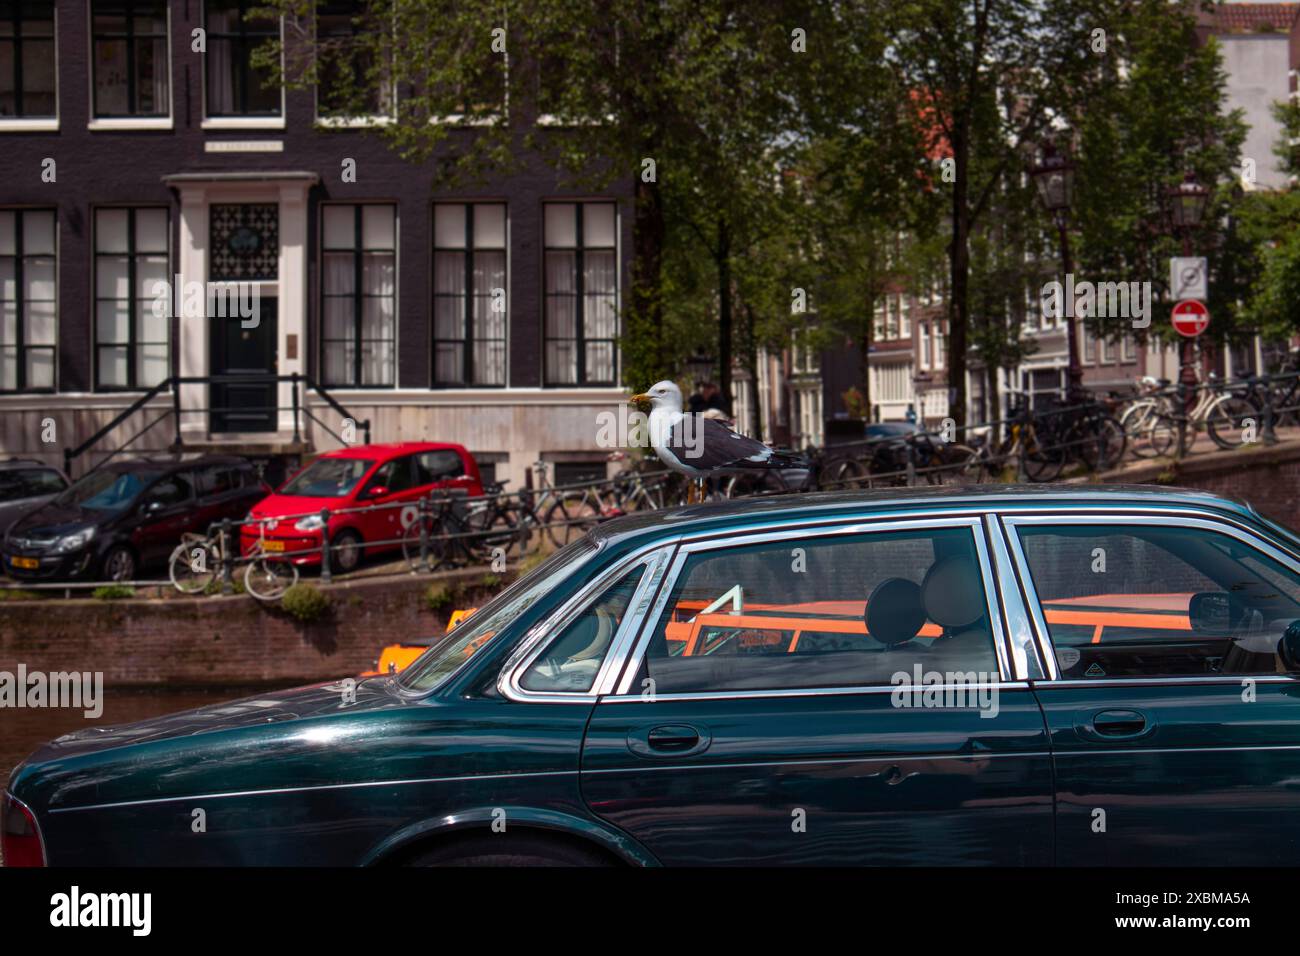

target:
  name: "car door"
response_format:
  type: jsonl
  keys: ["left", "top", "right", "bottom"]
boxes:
{"left": 356, "top": 455, "right": 420, "bottom": 549}
{"left": 133, "top": 472, "right": 198, "bottom": 565}
{"left": 1001, "top": 512, "right": 1300, "bottom": 865}
{"left": 577, "top": 517, "right": 1055, "bottom": 866}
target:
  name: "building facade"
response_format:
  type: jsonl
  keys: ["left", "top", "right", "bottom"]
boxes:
{"left": 0, "top": 1, "right": 632, "bottom": 487}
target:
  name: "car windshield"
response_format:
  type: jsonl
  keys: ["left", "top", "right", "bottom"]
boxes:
{"left": 279, "top": 458, "right": 374, "bottom": 497}
{"left": 0, "top": 468, "right": 64, "bottom": 502}
{"left": 399, "top": 538, "right": 600, "bottom": 693}
{"left": 57, "top": 468, "right": 160, "bottom": 512}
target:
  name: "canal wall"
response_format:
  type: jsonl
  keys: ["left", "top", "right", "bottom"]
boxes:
{"left": 0, "top": 567, "right": 512, "bottom": 689}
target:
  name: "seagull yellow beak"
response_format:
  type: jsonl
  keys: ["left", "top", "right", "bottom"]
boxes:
{"left": 629, "top": 393, "right": 651, "bottom": 407}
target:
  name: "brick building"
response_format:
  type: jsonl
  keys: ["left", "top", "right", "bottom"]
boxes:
{"left": 0, "top": 1, "right": 633, "bottom": 487}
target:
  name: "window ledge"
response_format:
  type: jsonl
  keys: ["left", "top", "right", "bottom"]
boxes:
{"left": 88, "top": 117, "right": 173, "bottom": 131}
{"left": 315, "top": 114, "right": 394, "bottom": 129}
{"left": 535, "top": 114, "right": 614, "bottom": 127}
{"left": 202, "top": 117, "right": 286, "bottom": 130}
{"left": 0, "top": 118, "right": 59, "bottom": 132}
{"left": 428, "top": 114, "right": 502, "bottom": 127}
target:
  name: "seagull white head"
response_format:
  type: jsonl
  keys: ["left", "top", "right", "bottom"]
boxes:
{"left": 630, "top": 380, "right": 682, "bottom": 413}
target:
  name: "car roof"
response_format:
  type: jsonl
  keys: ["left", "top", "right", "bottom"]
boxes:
{"left": 589, "top": 484, "right": 1265, "bottom": 550}
{"left": 0, "top": 458, "right": 62, "bottom": 472}
{"left": 318, "top": 442, "right": 467, "bottom": 460}
{"left": 95, "top": 455, "right": 251, "bottom": 474}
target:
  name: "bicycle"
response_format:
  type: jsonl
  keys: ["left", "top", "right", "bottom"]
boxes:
{"left": 169, "top": 528, "right": 224, "bottom": 595}
{"left": 243, "top": 521, "right": 299, "bottom": 601}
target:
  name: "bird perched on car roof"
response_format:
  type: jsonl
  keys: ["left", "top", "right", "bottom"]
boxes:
{"left": 630, "top": 380, "right": 806, "bottom": 503}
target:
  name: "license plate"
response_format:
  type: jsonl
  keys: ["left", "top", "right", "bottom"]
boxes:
{"left": 10, "top": 556, "right": 39, "bottom": 569}
{"left": 261, "top": 540, "right": 285, "bottom": 552}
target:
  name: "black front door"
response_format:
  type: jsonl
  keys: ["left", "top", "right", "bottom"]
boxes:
{"left": 210, "top": 296, "right": 277, "bottom": 433}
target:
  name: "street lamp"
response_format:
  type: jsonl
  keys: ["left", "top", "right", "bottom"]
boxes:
{"left": 1030, "top": 139, "right": 1083, "bottom": 397}
{"left": 1165, "top": 169, "right": 1210, "bottom": 396}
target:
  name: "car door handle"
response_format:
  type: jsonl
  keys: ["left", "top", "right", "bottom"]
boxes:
{"left": 1089, "top": 709, "right": 1149, "bottom": 739}
{"left": 627, "top": 724, "right": 710, "bottom": 758}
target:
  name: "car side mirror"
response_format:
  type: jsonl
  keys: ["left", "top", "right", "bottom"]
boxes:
{"left": 1280, "top": 621, "right": 1300, "bottom": 672}
{"left": 143, "top": 499, "right": 165, "bottom": 515}
{"left": 366, "top": 485, "right": 389, "bottom": 499}
{"left": 1189, "top": 591, "right": 1232, "bottom": 633}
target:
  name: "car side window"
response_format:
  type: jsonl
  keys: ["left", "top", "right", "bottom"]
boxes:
{"left": 414, "top": 450, "right": 464, "bottom": 485}
{"left": 1015, "top": 523, "right": 1300, "bottom": 678}
{"left": 197, "top": 466, "right": 236, "bottom": 498}
{"left": 641, "top": 526, "right": 999, "bottom": 695}
{"left": 363, "top": 459, "right": 414, "bottom": 496}
{"left": 145, "top": 474, "right": 193, "bottom": 508}
{"left": 520, "top": 567, "right": 645, "bottom": 693}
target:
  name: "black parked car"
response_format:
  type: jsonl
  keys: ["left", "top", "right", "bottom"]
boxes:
{"left": 0, "top": 459, "right": 68, "bottom": 537}
{"left": 2, "top": 456, "right": 268, "bottom": 583}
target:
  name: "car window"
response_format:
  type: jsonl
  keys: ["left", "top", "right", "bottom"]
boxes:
{"left": 280, "top": 458, "right": 373, "bottom": 497}
{"left": 0, "top": 468, "right": 65, "bottom": 501}
{"left": 1016, "top": 524, "right": 1300, "bottom": 678}
{"left": 59, "top": 468, "right": 161, "bottom": 512}
{"left": 363, "top": 457, "right": 415, "bottom": 495}
{"left": 641, "top": 526, "right": 998, "bottom": 694}
{"left": 414, "top": 450, "right": 464, "bottom": 485}
{"left": 520, "top": 567, "right": 645, "bottom": 693}
{"left": 145, "top": 474, "right": 194, "bottom": 508}
{"left": 197, "top": 466, "right": 240, "bottom": 497}
{"left": 399, "top": 537, "right": 600, "bottom": 692}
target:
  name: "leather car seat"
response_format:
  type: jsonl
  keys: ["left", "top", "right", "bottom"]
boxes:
{"left": 920, "top": 556, "right": 992, "bottom": 669}
{"left": 865, "top": 577, "right": 927, "bottom": 649}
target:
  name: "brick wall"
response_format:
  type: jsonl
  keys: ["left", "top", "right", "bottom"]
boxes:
{"left": 1097, "top": 441, "right": 1300, "bottom": 531}
{"left": 0, "top": 567, "right": 507, "bottom": 689}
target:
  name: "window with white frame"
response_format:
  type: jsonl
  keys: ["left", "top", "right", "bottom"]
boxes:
{"left": 544, "top": 201, "right": 617, "bottom": 386}
{"left": 873, "top": 300, "right": 884, "bottom": 340}
{"left": 321, "top": 204, "right": 396, "bottom": 387}
{"left": 933, "top": 322, "right": 945, "bottom": 370}
{"left": 899, "top": 295, "right": 911, "bottom": 338}
{"left": 919, "top": 322, "right": 930, "bottom": 371}
{"left": 0, "top": 0, "right": 55, "bottom": 117}
{"left": 433, "top": 202, "right": 506, "bottom": 387}
{"left": 94, "top": 207, "right": 169, "bottom": 389}
{"left": 204, "top": 0, "right": 280, "bottom": 117}
{"left": 1122, "top": 334, "right": 1136, "bottom": 363}
{"left": 0, "top": 208, "right": 56, "bottom": 391}
{"left": 91, "top": 1, "right": 168, "bottom": 118}
{"left": 1083, "top": 327, "right": 1096, "bottom": 363}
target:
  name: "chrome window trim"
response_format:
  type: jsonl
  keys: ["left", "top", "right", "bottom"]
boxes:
{"left": 497, "top": 539, "right": 678, "bottom": 704}
{"left": 983, "top": 514, "right": 1048, "bottom": 680}
{"left": 1001, "top": 512, "right": 1300, "bottom": 683}
{"left": 609, "top": 516, "right": 1013, "bottom": 701}
{"left": 601, "top": 681, "right": 1031, "bottom": 705}
{"left": 1036, "top": 675, "right": 1298, "bottom": 690}
{"left": 670, "top": 502, "right": 1265, "bottom": 548}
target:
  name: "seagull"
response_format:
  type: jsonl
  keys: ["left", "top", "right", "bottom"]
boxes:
{"left": 630, "top": 380, "right": 806, "bottom": 503}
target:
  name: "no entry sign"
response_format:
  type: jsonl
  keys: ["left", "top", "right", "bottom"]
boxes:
{"left": 1171, "top": 299, "right": 1209, "bottom": 338}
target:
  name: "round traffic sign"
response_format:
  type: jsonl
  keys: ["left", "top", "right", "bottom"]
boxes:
{"left": 1171, "top": 299, "right": 1209, "bottom": 338}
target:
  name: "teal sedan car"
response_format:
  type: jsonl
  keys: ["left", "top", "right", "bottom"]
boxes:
{"left": 6, "top": 485, "right": 1300, "bottom": 866}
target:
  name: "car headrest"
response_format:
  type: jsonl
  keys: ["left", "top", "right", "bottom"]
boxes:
{"left": 865, "top": 577, "right": 926, "bottom": 646}
{"left": 921, "top": 556, "right": 985, "bottom": 631}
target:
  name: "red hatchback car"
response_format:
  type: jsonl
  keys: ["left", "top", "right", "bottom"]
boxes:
{"left": 241, "top": 442, "right": 482, "bottom": 572}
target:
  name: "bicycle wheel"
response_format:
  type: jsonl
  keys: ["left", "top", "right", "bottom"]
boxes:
{"left": 545, "top": 494, "right": 600, "bottom": 547}
{"left": 169, "top": 540, "right": 219, "bottom": 594}
{"left": 941, "top": 444, "right": 983, "bottom": 485}
{"left": 244, "top": 557, "right": 299, "bottom": 601}
{"left": 401, "top": 513, "right": 454, "bottom": 572}
{"left": 821, "top": 456, "right": 868, "bottom": 490}
{"left": 1206, "top": 394, "right": 1260, "bottom": 450}
{"left": 1020, "top": 431, "right": 1065, "bottom": 482}
{"left": 1147, "top": 414, "right": 1182, "bottom": 458}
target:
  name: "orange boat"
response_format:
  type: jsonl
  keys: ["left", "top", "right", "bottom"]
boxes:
{"left": 361, "top": 607, "right": 478, "bottom": 677}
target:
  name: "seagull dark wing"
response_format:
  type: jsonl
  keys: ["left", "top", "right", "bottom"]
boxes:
{"left": 667, "top": 415, "right": 780, "bottom": 471}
